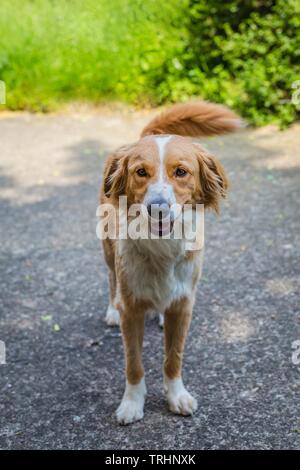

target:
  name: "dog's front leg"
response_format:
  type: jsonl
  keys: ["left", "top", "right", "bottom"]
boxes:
{"left": 164, "top": 296, "right": 198, "bottom": 416}
{"left": 116, "top": 305, "right": 146, "bottom": 425}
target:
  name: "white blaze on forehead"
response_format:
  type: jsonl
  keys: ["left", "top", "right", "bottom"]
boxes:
{"left": 143, "top": 135, "right": 176, "bottom": 207}
{"left": 155, "top": 135, "right": 172, "bottom": 183}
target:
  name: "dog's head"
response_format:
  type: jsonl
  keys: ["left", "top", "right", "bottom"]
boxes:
{"left": 103, "top": 134, "right": 228, "bottom": 236}
{"left": 104, "top": 135, "right": 227, "bottom": 208}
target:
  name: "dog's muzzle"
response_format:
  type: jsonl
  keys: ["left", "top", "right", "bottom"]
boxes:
{"left": 146, "top": 197, "right": 175, "bottom": 237}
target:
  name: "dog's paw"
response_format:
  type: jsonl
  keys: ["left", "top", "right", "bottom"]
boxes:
{"left": 116, "top": 378, "right": 146, "bottom": 425}
{"left": 116, "top": 399, "right": 144, "bottom": 425}
{"left": 105, "top": 304, "right": 120, "bottom": 326}
{"left": 168, "top": 390, "right": 198, "bottom": 416}
{"left": 165, "top": 377, "right": 197, "bottom": 416}
{"left": 158, "top": 313, "right": 164, "bottom": 328}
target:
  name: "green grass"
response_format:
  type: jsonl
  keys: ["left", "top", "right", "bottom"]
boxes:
{"left": 0, "top": 0, "right": 186, "bottom": 110}
{"left": 0, "top": 0, "right": 299, "bottom": 126}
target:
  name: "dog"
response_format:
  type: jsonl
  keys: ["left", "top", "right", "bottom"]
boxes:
{"left": 100, "top": 101, "right": 241, "bottom": 424}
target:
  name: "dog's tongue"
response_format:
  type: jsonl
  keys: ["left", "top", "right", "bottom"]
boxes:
{"left": 149, "top": 219, "right": 173, "bottom": 237}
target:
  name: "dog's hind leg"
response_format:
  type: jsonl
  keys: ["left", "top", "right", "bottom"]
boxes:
{"left": 103, "top": 238, "right": 120, "bottom": 326}
{"left": 105, "top": 268, "right": 120, "bottom": 326}
{"left": 158, "top": 313, "right": 164, "bottom": 328}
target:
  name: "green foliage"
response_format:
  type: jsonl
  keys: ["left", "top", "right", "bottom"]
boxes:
{"left": 174, "top": 0, "right": 300, "bottom": 126}
{"left": 0, "top": 0, "right": 299, "bottom": 125}
{"left": 0, "top": 0, "right": 186, "bottom": 110}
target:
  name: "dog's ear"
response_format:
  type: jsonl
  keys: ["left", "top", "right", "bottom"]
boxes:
{"left": 195, "top": 145, "right": 229, "bottom": 213}
{"left": 103, "top": 146, "right": 130, "bottom": 199}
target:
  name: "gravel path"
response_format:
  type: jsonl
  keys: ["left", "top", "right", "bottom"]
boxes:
{"left": 0, "top": 110, "right": 299, "bottom": 449}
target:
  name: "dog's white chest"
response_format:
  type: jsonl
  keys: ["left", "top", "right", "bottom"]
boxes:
{"left": 119, "top": 239, "right": 202, "bottom": 311}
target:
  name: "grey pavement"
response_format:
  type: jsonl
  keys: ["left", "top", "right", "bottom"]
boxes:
{"left": 0, "top": 110, "right": 299, "bottom": 449}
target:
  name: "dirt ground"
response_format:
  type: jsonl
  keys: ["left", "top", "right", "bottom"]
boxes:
{"left": 0, "top": 108, "right": 299, "bottom": 449}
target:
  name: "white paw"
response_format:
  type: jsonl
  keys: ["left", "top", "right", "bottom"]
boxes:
{"left": 158, "top": 313, "right": 164, "bottom": 328}
{"left": 165, "top": 377, "right": 197, "bottom": 416}
{"left": 116, "top": 378, "right": 146, "bottom": 425}
{"left": 116, "top": 399, "right": 144, "bottom": 425}
{"left": 105, "top": 304, "right": 120, "bottom": 326}
{"left": 168, "top": 390, "right": 198, "bottom": 416}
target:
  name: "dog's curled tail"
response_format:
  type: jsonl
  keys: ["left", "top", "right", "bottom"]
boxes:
{"left": 141, "top": 100, "right": 243, "bottom": 138}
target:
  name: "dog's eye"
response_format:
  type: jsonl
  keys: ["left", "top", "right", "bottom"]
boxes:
{"left": 136, "top": 168, "right": 148, "bottom": 177}
{"left": 175, "top": 168, "right": 187, "bottom": 177}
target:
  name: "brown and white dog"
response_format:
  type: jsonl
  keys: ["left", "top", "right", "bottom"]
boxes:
{"left": 100, "top": 101, "right": 241, "bottom": 424}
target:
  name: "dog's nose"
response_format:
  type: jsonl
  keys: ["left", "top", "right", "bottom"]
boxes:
{"left": 147, "top": 198, "right": 170, "bottom": 219}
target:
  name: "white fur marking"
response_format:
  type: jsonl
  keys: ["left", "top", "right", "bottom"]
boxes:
{"left": 158, "top": 313, "right": 164, "bottom": 328}
{"left": 155, "top": 135, "right": 172, "bottom": 183}
{"left": 105, "top": 303, "right": 120, "bottom": 326}
{"left": 143, "top": 136, "right": 176, "bottom": 214}
{"left": 164, "top": 376, "right": 198, "bottom": 416}
{"left": 119, "top": 237, "right": 202, "bottom": 311}
{"left": 116, "top": 377, "right": 146, "bottom": 425}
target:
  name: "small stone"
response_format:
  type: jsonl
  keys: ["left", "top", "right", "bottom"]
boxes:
{"left": 41, "top": 314, "right": 52, "bottom": 322}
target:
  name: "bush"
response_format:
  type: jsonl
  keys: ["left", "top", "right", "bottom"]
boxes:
{"left": 0, "top": 0, "right": 299, "bottom": 126}
{"left": 160, "top": 0, "right": 300, "bottom": 126}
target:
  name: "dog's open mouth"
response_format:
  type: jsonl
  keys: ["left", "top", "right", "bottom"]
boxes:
{"left": 148, "top": 217, "right": 174, "bottom": 237}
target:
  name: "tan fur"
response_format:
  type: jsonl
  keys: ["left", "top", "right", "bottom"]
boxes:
{"left": 120, "top": 305, "right": 145, "bottom": 384}
{"left": 115, "top": 258, "right": 152, "bottom": 384}
{"left": 164, "top": 296, "right": 194, "bottom": 379}
{"left": 141, "top": 100, "right": 242, "bottom": 138}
